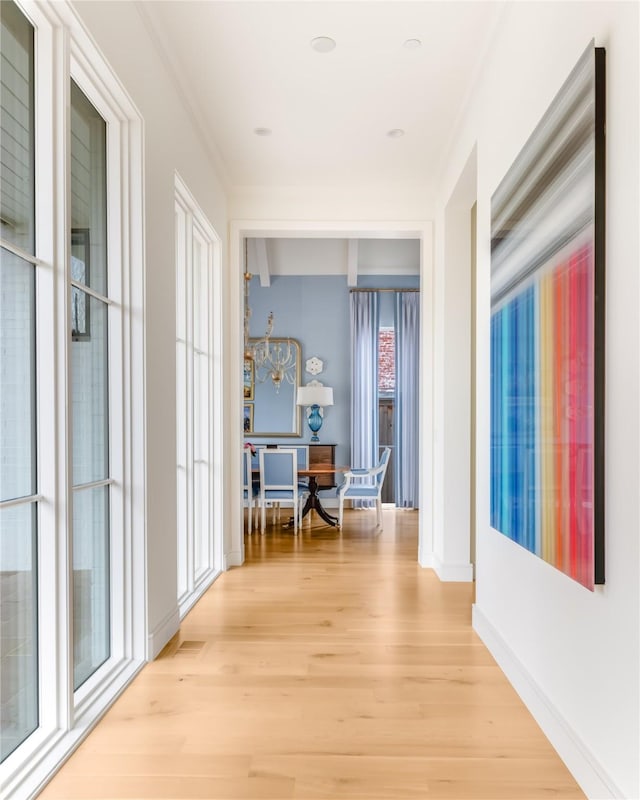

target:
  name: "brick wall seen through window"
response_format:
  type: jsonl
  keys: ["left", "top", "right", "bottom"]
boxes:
{"left": 378, "top": 327, "right": 395, "bottom": 394}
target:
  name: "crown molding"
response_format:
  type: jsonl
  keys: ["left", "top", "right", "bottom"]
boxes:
{"left": 134, "top": 0, "right": 231, "bottom": 192}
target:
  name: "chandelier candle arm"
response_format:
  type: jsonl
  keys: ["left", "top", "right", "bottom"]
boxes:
{"left": 244, "top": 258, "right": 296, "bottom": 391}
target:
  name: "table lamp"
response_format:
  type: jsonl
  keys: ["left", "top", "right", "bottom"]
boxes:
{"left": 296, "top": 385, "right": 334, "bottom": 442}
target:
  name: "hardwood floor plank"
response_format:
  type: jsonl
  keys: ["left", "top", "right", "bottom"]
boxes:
{"left": 39, "top": 510, "right": 584, "bottom": 799}
{"left": 40, "top": 774, "right": 294, "bottom": 799}
{"left": 248, "top": 755, "right": 585, "bottom": 800}
{"left": 48, "top": 753, "right": 252, "bottom": 777}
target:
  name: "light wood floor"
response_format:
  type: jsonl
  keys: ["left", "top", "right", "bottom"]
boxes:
{"left": 40, "top": 508, "right": 584, "bottom": 799}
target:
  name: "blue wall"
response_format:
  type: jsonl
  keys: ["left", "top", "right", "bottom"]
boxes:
{"left": 245, "top": 273, "right": 420, "bottom": 473}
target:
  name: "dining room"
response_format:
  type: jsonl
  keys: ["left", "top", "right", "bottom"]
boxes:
{"left": 241, "top": 236, "right": 421, "bottom": 539}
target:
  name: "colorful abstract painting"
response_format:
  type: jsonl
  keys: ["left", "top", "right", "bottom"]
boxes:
{"left": 490, "top": 43, "right": 605, "bottom": 590}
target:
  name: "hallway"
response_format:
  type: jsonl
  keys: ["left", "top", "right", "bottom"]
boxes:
{"left": 40, "top": 510, "right": 584, "bottom": 799}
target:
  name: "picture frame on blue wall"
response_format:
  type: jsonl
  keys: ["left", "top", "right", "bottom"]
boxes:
{"left": 243, "top": 404, "right": 253, "bottom": 433}
{"left": 244, "top": 358, "right": 254, "bottom": 400}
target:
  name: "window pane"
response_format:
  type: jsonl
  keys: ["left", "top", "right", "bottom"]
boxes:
{"left": 72, "top": 292, "right": 109, "bottom": 486}
{"left": 193, "top": 237, "right": 210, "bottom": 576}
{"left": 73, "top": 485, "right": 109, "bottom": 690}
{"left": 176, "top": 336, "right": 188, "bottom": 599}
{"left": 71, "top": 80, "right": 110, "bottom": 692}
{"left": 0, "top": 502, "right": 38, "bottom": 761}
{"left": 0, "top": 247, "right": 36, "bottom": 502}
{"left": 0, "top": 0, "right": 34, "bottom": 254}
{"left": 378, "top": 327, "right": 395, "bottom": 394}
{"left": 70, "top": 81, "right": 107, "bottom": 296}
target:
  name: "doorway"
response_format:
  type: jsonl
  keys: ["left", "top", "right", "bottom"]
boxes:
{"left": 229, "top": 221, "right": 434, "bottom": 568}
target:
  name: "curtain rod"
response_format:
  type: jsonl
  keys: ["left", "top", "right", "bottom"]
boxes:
{"left": 349, "top": 288, "right": 419, "bottom": 293}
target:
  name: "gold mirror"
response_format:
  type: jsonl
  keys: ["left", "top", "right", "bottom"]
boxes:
{"left": 243, "top": 338, "right": 301, "bottom": 437}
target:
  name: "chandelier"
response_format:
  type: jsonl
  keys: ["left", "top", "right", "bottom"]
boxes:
{"left": 243, "top": 248, "right": 296, "bottom": 393}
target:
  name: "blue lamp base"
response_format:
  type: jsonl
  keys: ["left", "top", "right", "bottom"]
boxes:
{"left": 307, "top": 404, "right": 323, "bottom": 442}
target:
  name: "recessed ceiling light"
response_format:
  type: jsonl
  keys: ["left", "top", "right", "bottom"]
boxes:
{"left": 253, "top": 127, "right": 272, "bottom": 136}
{"left": 403, "top": 38, "right": 422, "bottom": 50}
{"left": 311, "top": 36, "right": 336, "bottom": 53}
{"left": 387, "top": 129, "right": 405, "bottom": 138}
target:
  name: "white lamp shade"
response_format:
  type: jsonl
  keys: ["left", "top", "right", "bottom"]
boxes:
{"left": 296, "top": 385, "right": 334, "bottom": 407}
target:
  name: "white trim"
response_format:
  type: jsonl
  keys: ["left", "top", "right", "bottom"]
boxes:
{"left": 68, "top": 34, "right": 127, "bottom": 712}
{"left": 71, "top": 478, "right": 114, "bottom": 493}
{"left": 418, "top": 229, "right": 435, "bottom": 571}
{"left": 472, "top": 605, "right": 624, "bottom": 800}
{"left": 224, "top": 549, "right": 244, "bottom": 570}
{"left": 178, "top": 569, "right": 222, "bottom": 620}
{"left": 254, "top": 237, "right": 271, "bottom": 288}
{"left": 228, "top": 219, "right": 433, "bottom": 571}
{"left": 430, "top": 552, "right": 474, "bottom": 582}
{"left": 0, "top": 494, "right": 43, "bottom": 509}
{"left": 146, "top": 605, "right": 180, "bottom": 661}
{"left": 0, "top": 238, "right": 51, "bottom": 267}
{"left": 68, "top": 279, "right": 113, "bottom": 305}
{"left": 347, "top": 238, "right": 358, "bottom": 287}
{"left": 418, "top": 549, "right": 437, "bottom": 569}
{"left": 73, "top": 657, "right": 143, "bottom": 725}
{"left": 134, "top": 2, "right": 231, "bottom": 190}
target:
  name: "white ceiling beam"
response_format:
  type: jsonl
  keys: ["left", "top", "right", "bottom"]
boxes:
{"left": 347, "top": 238, "right": 358, "bottom": 287}
{"left": 255, "top": 238, "right": 271, "bottom": 287}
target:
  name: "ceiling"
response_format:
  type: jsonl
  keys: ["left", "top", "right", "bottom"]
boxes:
{"left": 139, "top": 1, "right": 505, "bottom": 192}
{"left": 247, "top": 237, "right": 420, "bottom": 281}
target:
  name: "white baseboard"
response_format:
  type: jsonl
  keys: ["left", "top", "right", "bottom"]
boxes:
{"left": 146, "top": 606, "right": 180, "bottom": 660}
{"left": 225, "top": 549, "right": 243, "bottom": 569}
{"left": 431, "top": 552, "right": 474, "bottom": 581}
{"left": 418, "top": 549, "right": 437, "bottom": 569}
{"left": 178, "top": 569, "right": 222, "bottom": 620}
{"left": 472, "top": 605, "right": 624, "bottom": 800}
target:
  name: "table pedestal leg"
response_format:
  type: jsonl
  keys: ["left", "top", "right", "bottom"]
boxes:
{"left": 292, "top": 476, "right": 339, "bottom": 528}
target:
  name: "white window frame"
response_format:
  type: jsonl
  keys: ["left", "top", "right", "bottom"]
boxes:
{"left": 174, "top": 172, "right": 224, "bottom": 621}
{"left": 0, "top": 2, "right": 146, "bottom": 798}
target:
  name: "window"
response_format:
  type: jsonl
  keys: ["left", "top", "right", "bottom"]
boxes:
{"left": 378, "top": 327, "right": 395, "bottom": 395}
{"left": 69, "top": 81, "right": 111, "bottom": 690}
{"left": 0, "top": 3, "right": 144, "bottom": 798}
{"left": 0, "top": 0, "right": 38, "bottom": 761}
{"left": 175, "top": 174, "right": 222, "bottom": 619}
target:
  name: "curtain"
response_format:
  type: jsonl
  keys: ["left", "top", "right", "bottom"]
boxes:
{"left": 350, "top": 292, "right": 379, "bottom": 507}
{"left": 394, "top": 292, "right": 420, "bottom": 507}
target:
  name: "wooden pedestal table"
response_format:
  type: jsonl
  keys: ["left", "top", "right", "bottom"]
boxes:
{"left": 292, "top": 465, "right": 348, "bottom": 529}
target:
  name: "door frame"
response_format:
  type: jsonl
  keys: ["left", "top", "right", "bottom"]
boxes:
{"left": 226, "top": 220, "right": 433, "bottom": 567}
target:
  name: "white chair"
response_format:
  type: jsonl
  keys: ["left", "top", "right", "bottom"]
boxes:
{"left": 258, "top": 448, "right": 305, "bottom": 534}
{"left": 248, "top": 445, "right": 273, "bottom": 517}
{"left": 243, "top": 448, "right": 259, "bottom": 534}
{"left": 248, "top": 444, "right": 269, "bottom": 471}
{"left": 278, "top": 444, "right": 309, "bottom": 506}
{"left": 278, "top": 444, "right": 309, "bottom": 471}
{"left": 338, "top": 447, "right": 391, "bottom": 529}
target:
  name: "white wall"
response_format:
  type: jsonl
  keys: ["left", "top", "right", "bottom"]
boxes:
{"left": 431, "top": 148, "right": 476, "bottom": 581}
{"left": 436, "top": 3, "right": 639, "bottom": 798}
{"left": 230, "top": 185, "right": 433, "bottom": 223}
{"left": 72, "top": 1, "right": 230, "bottom": 658}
